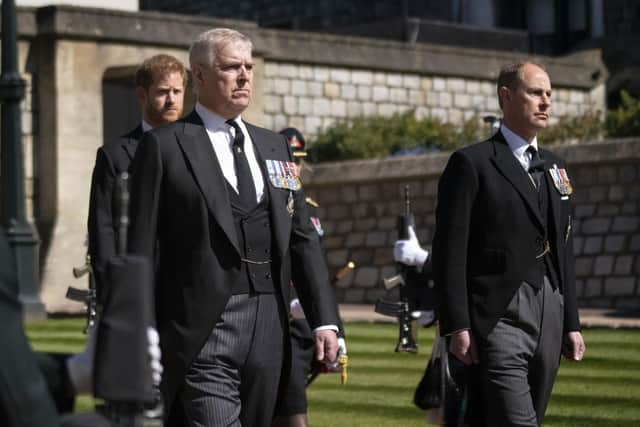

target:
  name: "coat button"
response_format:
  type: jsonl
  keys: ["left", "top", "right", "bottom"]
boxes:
{"left": 265, "top": 273, "right": 271, "bottom": 279}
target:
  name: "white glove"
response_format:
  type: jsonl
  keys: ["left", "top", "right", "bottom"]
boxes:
{"left": 393, "top": 226, "right": 429, "bottom": 267}
{"left": 66, "top": 322, "right": 98, "bottom": 394}
{"left": 329, "top": 337, "right": 348, "bottom": 369}
{"left": 337, "top": 337, "right": 347, "bottom": 356}
{"left": 147, "top": 327, "right": 163, "bottom": 386}
{"left": 289, "top": 298, "right": 306, "bottom": 320}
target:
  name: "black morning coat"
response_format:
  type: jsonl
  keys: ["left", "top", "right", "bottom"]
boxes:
{"left": 432, "top": 130, "right": 580, "bottom": 339}
{"left": 126, "top": 110, "right": 340, "bottom": 416}
{"left": 88, "top": 124, "right": 143, "bottom": 300}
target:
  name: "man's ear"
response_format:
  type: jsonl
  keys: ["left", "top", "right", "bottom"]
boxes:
{"left": 191, "top": 64, "right": 204, "bottom": 87}
{"left": 498, "top": 86, "right": 510, "bottom": 104}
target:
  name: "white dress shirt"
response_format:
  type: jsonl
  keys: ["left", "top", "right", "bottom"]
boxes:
{"left": 195, "top": 102, "right": 265, "bottom": 203}
{"left": 501, "top": 124, "right": 539, "bottom": 174}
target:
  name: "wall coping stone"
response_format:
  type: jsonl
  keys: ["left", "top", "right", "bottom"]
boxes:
{"left": 304, "top": 138, "right": 640, "bottom": 186}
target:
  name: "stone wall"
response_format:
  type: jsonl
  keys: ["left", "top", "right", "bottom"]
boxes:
{"left": 262, "top": 60, "right": 603, "bottom": 138}
{"left": 303, "top": 139, "right": 640, "bottom": 309}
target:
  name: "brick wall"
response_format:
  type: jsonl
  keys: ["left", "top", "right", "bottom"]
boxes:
{"left": 303, "top": 139, "right": 640, "bottom": 309}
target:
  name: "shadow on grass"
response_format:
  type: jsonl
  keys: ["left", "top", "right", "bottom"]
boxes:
{"left": 544, "top": 414, "right": 640, "bottom": 427}
{"left": 311, "top": 382, "right": 416, "bottom": 395}
{"left": 348, "top": 365, "right": 425, "bottom": 375}
{"left": 558, "top": 373, "right": 640, "bottom": 387}
{"left": 571, "top": 355, "right": 640, "bottom": 370}
{"left": 551, "top": 393, "right": 640, "bottom": 408}
{"left": 310, "top": 398, "right": 422, "bottom": 420}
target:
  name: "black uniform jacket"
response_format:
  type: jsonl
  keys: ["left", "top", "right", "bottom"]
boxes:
{"left": 127, "top": 110, "right": 339, "bottom": 413}
{"left": 432, "top": 131, "right": 580, "bottom": 338}
{"left": 88, "top": 125, "right": 143, "bottom": 298}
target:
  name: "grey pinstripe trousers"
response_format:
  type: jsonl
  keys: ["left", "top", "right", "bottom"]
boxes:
{"left": 180, "top": 293, "right": 285, "bottom": 427}
{"left": 473, "top": 277, "right": 564, "bottom": 427}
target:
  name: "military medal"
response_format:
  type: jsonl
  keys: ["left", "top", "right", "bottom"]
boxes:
{"left": 287, "top": 191, "right": 295, "bottom": 217}
{"left": 265, "top": 159, "right": 302, "bottom": 191}
{"left": 549, "top": 164, "right": 573, "bottom": 196}
{"left": 310, "top": 216, "right": 324, "bottom": 236}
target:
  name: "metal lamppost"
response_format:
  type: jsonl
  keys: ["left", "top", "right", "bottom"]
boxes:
{"left": 1, "top": 0, "right": 44, "bottom": 318}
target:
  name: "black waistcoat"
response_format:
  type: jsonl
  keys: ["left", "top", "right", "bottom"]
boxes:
{"left": 227, "top": 182, "right": 277, "bottom": 294}
{"left": 533, "top": 174, "right": 560, "bottom": 290}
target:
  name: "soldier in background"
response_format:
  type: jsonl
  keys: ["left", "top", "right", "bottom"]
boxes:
{"left": 272, "top": 128, "right": 347, "bottom": 427}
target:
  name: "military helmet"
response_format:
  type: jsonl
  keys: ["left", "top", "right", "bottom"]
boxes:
{"left": 279, "top": 127, "right": 307, "bottom": 158}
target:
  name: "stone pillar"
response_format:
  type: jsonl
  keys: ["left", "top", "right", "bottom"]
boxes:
{"left": 568, "top": 0, "right": 588, "bottom": 32}
{"left": 589, "top": 0, "right": 605, "bottom": 38}
{"left": 461, "top": 0, "right": 495, "bottom": 28}
{"left": 527, "top": 0, "right": 555, "bottom": 34}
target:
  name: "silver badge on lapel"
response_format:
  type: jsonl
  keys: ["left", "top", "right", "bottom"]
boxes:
{"left": 266, "top": 159, "right": 302, "bottom": 191}
{"left": 287, "top": 191, "right": 295, "bottom": 217}
{"left": 549, "top": 164, "right": 573, "bottom": 196}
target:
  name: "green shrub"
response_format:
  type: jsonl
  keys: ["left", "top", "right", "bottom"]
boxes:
{"left": 605, "top": 90, "right": 640, "bottom": 137}
{"left": 539, "top": 111, "right": 604, "bottom": 145}
{"left": 308, "top": 111, "right": 486, "bottom": 162}
{"left": 308, "top": 91, "right": 640, "bottom": 162}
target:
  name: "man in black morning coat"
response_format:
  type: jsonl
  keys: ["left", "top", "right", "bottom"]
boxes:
{"left": 127, "top": 28, "right": 339, "bottom": 427}
{"left": 432, "top": 62, "right": 585, "bottom": 426}
{"left": 88, "top": 54, "right": 186, "bottom": 303}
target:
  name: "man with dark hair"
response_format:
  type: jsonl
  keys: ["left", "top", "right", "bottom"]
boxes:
{"left": 55, "top": 53, "right": 187, "bottom": 399}
{"left": 89, "top": 53, "right": 187, "bottom": 300}
{"left": 432, "top": 61, "right": 585, "bottom": 426}
{"left": 128, "top": 29, "right": 339, "bottom": 427}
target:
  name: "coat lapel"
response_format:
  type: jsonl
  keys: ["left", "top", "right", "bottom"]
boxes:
{"left": 490, "top": 132, "right": 545, "bottom": 230}
{"left": 246, "top": 123, "right": 291, "bottom": 258}
{"left": 177, "top": 111, "right": 240, "bottom": 255}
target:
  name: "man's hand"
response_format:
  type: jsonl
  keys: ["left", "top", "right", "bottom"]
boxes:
{"left": 393, "top": 226, "right": 429, "bottom": 267}
{"left": 449, "top": 329, "right": 479, "bottom": 365}
{"left": 562, "top": 331, "right": 585, "bottom": 361}
{"left": 315, "top": 329, "right": 339, "bottom": 364}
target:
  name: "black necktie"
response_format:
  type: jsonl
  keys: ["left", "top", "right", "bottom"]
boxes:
{"left": 527, "top": 145, "right": 545, "bottom": 189}
{"left": 227, "top": 119, "right": 257, "bottom": 209}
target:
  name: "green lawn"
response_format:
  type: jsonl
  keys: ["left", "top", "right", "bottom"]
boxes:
{"left": 26, "top": 319, "right": 640, "bottom": 426}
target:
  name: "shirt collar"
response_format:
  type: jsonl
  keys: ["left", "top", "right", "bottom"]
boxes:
{"left": 500, "top": 123, "right": 538, "bottom": 158}
{"left": 195, "top": 102, "right": 241, "bottom": 133}
{"left": 141, "top": 120, "right": 153, "bottom": 133}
